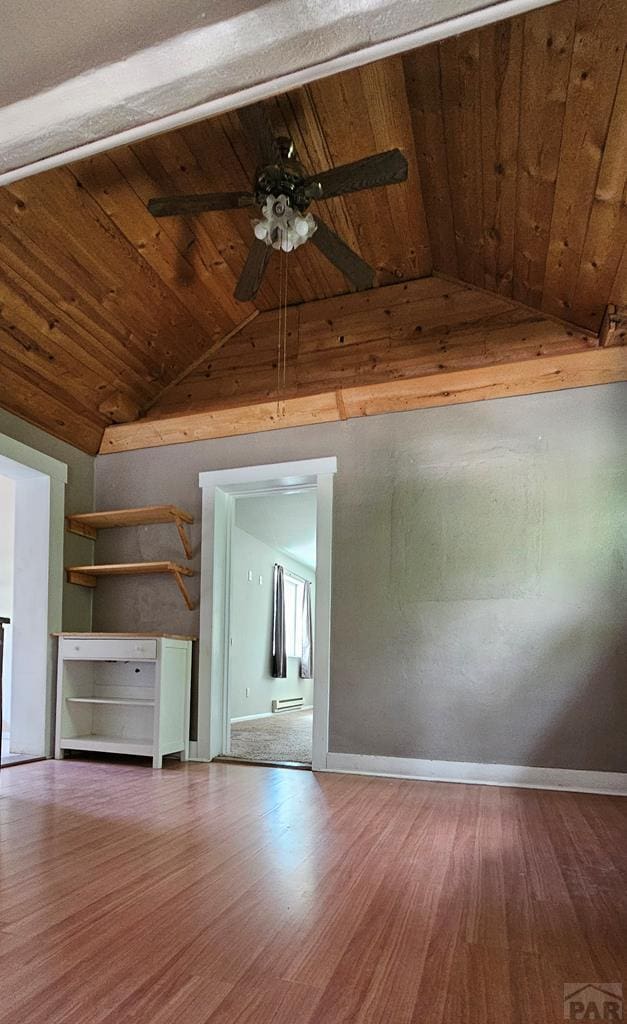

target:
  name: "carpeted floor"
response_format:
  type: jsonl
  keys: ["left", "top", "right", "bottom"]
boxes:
{"left": 229, "top": 708, "right": 312, "bottom": 763}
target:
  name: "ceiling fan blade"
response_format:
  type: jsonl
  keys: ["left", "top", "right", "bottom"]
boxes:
{"left": 237, "top": 102, "right": 280, "bottom": 166}
{"left": 311, "top": 218, "right": 375, "bottom": 291}
{"left": 147, "top": 191, "right": 255, "bottom": 217}
{"left": 235, "top": 237, "right": 272, "bottom": 302}
{"left": 304, "top": 149, "right": 408, "bottom": 200}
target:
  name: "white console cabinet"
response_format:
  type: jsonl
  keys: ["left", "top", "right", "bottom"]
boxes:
{"left": 55, "top": 633, "right": 193, "bottom": 768}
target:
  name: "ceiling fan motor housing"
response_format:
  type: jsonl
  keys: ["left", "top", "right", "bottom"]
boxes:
{"left": 254, "top": 137, "right": 322, "bottom": 212}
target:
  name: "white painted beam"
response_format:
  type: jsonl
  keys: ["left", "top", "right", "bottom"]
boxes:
{"left": 0, "top": 0, "right": 554, "bottom": 186}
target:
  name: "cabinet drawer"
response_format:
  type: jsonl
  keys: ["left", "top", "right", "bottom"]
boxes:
{"left": 62, "top": 638, "right": 158, "bottom": 661}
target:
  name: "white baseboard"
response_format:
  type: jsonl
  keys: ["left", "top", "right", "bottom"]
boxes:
{"left": 230, "top": 712, "right": 274, "bottom": 723}
{"left": 324, "top": 753, "right": 627, "bottom": 796}
{"left": 231, "top": 705, "right": 313, "bottom": 723}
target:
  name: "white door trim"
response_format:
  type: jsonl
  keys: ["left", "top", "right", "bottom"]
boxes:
{"left": 198, "top": 458, "right": 338, "bottom": 490}
{"left": 197, "top": 457, "right": 336, "bottom": 770}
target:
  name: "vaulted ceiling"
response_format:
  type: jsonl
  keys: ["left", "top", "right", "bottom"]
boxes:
{"left": 0, "top": 0, "right": 625, "bottom": 454}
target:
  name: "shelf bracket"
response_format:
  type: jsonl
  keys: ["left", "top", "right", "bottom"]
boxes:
{"left": 173, "top": 570, "right": 196, "bottom": 611}
{"left": 174, "top": 516, "right": 193, "bottom": 560}
{"left": 66, "top": 517, "right": 97, "bottom": 541}
{"left": 67, "top": 569, "right": 97, "bottom": 588}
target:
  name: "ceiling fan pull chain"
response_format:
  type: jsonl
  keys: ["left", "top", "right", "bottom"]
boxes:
{"left": 282, "top": 241, "right": 286, "bottom": 417}
{"left": 277, "top": 236, "right": 283, "bottom": 418}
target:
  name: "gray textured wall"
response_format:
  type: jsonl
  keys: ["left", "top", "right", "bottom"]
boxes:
{"left": 0, "top": 409, "right": 94, "bottom": 631}
{"left": 93, "top": 384, "right": 627, "bottom": 772}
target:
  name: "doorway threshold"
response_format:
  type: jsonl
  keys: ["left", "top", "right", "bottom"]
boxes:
{"left": 0, "top": 755, "right": 46, "bottom": 768}
{"left": 213, "top": 755, "right": 311, "bottom": 772}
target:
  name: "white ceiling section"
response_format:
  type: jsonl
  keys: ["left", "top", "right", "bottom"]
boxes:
{"left": 0, "top": 0, "right": 553, "bottom": 185}
{"left": 235, "top": 491, "right": 317, "bottom": 570}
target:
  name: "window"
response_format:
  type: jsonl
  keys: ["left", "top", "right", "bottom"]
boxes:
{"left": 284, "top": 573, "right": 305, "bottom": 658}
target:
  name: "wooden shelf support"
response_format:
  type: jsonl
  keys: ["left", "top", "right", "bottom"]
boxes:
{"left": 174, "top": 515, "right": 193, "bottom": 560}
{"left": 65, "top": 561, "right": 195, "bottom": 610}
{"left": 172, "top": 568, "right": 195, "bottom": 611}
{"left": 67, "top": 569, "right": 98, "bottom": 588}
{"left": 66, "top": 505, "right": 194, "bottom": 560}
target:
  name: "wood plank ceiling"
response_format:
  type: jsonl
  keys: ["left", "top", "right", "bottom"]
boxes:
{"left": 0, "top": 0, "right": 625, "bottom": 454}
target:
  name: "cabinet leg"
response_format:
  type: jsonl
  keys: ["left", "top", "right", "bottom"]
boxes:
{"left": 179, "top": 746, "right": 188, "bottom": 762}
{"left": 152, "top": 753, "right": 162, "bottom": 769}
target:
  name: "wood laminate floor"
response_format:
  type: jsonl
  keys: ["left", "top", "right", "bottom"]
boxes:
{"left": 0, "top": 759, "right": 625, "bottom": 1023}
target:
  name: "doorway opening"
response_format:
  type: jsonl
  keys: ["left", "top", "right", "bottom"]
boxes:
{"left": 196, "top": 457, "right": 336, "bottom": 771}
{"left": 227, "top": 487, "right": 317, "bottom": 766}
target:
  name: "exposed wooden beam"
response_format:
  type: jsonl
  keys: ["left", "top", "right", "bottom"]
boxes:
{"left": 102, "top": 391, "right": 341, "bottom": 452}
{"left": 100, "top": 346, "right": 626, "bottom": 454}
{"left": 98, "top": 391, "right": 141, "bottom": 423}
{"left": 340, "top": 346, "right": 626, "bottom": 417}
{"left": 100, "top": 275, "right": 617, "bottom": 454}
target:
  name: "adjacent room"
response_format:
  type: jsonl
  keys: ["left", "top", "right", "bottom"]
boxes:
{"left": 0, "top": 1, "right": 625, "bottom": 1022}
{"left": 227, "top": 489, "right": 316, "bottom": 765}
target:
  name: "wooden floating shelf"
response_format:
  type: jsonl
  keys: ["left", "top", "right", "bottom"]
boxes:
{"left": 66, "top": 505, "right": 194, "bottom": 559}
{"left": 66, "top": 561, "right": 196, "bottom": 611}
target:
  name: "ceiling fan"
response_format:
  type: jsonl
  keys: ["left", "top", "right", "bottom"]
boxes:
{"left": 147, "top": 102, "right": 408, "bottom": 303}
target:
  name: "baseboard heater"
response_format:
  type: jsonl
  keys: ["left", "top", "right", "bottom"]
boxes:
{"left": 272, "top": 696, "right": 304, "bottom": 713}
